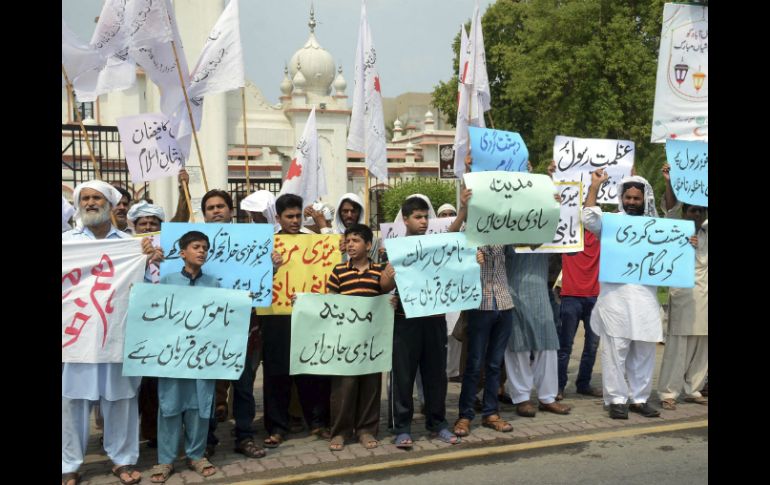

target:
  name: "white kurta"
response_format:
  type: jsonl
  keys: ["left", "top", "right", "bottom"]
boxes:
{"left": 583, "top": 207, "right": 662, "bottom": 342}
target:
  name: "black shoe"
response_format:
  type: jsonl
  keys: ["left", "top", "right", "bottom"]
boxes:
{"left": 498, "top": 394, "right": 514, "bottom": 405}
{"left": 609, "top": 404, "right": 629, "bottom": 419}
{"left": 629, "top": 402, "right": 660, "bottom": 418}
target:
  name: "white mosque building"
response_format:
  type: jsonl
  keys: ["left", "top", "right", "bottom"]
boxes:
{"left": 61, "top": 1, "right": 457, "bottom": 223}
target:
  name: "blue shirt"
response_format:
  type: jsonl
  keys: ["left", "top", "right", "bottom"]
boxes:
{"left": 157, "top": 268, "right": 220, "bottom": 418}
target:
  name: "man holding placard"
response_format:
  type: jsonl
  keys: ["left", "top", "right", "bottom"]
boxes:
{"left": 262, "top": 194, "right": 332, "bottom": 448}
{"left": 62, "top": 180, "right": 161, "bottom": 485}
{"left": 584, "top": 169, "right": 691, "bottom": 419}
{"left": 657, "top": 164, "right": 708, "bottom": 410}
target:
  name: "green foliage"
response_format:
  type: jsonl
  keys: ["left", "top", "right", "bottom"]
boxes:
{"left": 381, "top": 179, "right": 457, "bottom": 221}
{"left": 432, "top": 0, "right": 673, "bottom": 201}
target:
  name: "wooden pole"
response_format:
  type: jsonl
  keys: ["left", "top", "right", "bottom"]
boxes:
{"left": 241, "top": 87, "right": 251, "bottom": 192}
{"left": 365, "top": 168, "right": 371, "bottom": 226}
{"left": 62, "top": 65, "right": 102, "bottom": 180}
{"left": 181, "top": 179, "right": 195, "bottom": 222}
{"left": 169, "top": 39, "right": 210, "bottom": 192}
{"left": 486, "top": 110, "right": 495, "bottom": 129}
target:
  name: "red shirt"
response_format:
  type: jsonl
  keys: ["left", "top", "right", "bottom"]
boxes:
{"left": 561, "top": 230, "right": 600, "bottom": 297}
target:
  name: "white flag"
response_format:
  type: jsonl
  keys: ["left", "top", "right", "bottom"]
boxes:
{"left": 279, "top": 107, "right": 327, "bottom": 207}
{"left": 90, "top": 0, "right": 130, "bottom": 59}
{"left": 169, "top": 0, "right": 245, "bottom": 157}
{"left": 347, "top": 1, "right": 388, "bottom": 181}
{"left": 62, "top": 238, "right": 147, "bottom": 363}
{"left": 78, "top": 0, "right": 176, "bottom": 103}
{"left": 62, "top": 19, "right": 105, "bottom": 88}
{"left": 74, "top": 49, "right": 137, "bottom": 103}
{"left": 465, "top": 0, "right": 491, "bottom": 122}
{"left": 453, "top": 25, "right": 471, "bottom": 178}
{"left": 130, "top": 0, "right": 190, "bottom": 119}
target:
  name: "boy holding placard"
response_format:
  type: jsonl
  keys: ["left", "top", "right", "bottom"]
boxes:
{"left": 325, "top": 223, "right": 387, "bottom": 451}
{"left": 150, "top": 231, "right": 219, "bottom": 482}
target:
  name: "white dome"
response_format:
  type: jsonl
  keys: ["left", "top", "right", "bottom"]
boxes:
{"left": 289, "top": 33, "right": 335, "bottom": 96}
{"left": 280, "top": 66, "right": 292, "bottom": 95}
{"left": 333, "top": 66, "right": 347, "bottom": 94}
{"left": 394, "top": 118, "right": 403, "bottom": 129}
{"left": 292, "top": 67, "right": 307, "bottom": 91}
{"left": 425, "top": 110, "right": 434, "bottom": 121}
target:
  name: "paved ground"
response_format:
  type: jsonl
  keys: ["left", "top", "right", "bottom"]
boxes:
{"left": 74, "top": 326, "right": 708, "bottom": 484}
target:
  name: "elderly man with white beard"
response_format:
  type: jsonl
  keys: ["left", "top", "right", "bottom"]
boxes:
{"left": 62, "top": 180, "right": 162, "bottom": 485}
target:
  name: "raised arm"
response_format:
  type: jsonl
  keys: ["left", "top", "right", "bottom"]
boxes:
{"left": 448, "top": 187, "right": 472, "bottom": 233}
{"left": 661, "top": 163, "right": 677, "bottom": 212}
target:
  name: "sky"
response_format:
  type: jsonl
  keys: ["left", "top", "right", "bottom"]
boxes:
{"left": 62, "top": 0, "right": 496, "bottom": 103}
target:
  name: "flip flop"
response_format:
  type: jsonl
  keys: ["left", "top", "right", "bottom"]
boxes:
{"left": 394, "top": 432, "right": 413, "bottom": 449}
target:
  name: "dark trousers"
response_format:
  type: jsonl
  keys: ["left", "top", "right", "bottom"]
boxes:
{"left": 263, "top": 373, "right": 330, "bottom": 435}
{"left": 557, "top": 296, "right": 600, "bottom": 392}
{"left": 207, "top": 352, "right": 258, "bottom": 445}
{"left": 459, "top": 309, "right": 513, "bottom": 420}
{"left": 138, "top": 377, "right": 158, "bottom": 441}
{"left": 330, "top": 373, "right": 382, "bottom": 440}
{"left": 390, "top": 316, "right": 448, "bottom": 434}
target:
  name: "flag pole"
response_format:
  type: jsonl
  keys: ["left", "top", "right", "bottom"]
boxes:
{"left": 486, "top": 110, "right": 495, "bottom": 129}
{"left": 241, "top": 87, "right": 251, "bottom": 192}
{"left": 169, "top": 39, "right": 210, "bottom": 193}
{"left": 181, "top": 179, "right": 195, "bottom": 222}
{"left": 62, "top": 65, "right": 102, "bottom": 180}
{"left": 364, "top": 168, "right": 371, "bottom": 226}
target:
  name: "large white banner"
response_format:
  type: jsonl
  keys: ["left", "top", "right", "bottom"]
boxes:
{"left": 117, "top": 114, "right": 184, "bottom": 183}
{"left": 651, "top": 3, "right": 708, "bottom": 143}
{"left": 62, "top": 239, "right": 147, "bottom": 363}
{"left": 552, "top": 135, "right": 634, "bottom": 204}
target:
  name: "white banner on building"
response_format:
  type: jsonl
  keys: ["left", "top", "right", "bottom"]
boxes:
{"left": 650, "top": 3, "right": 708, "bottom": 143}
{"left": 516, "top": 181, "right": 584, "bottom": 253}
{"left": 552, "top": 135, "right": 634, "bottom": 204}
{"left": 117, "top": 114, "right": 184, "bottom": 183}
{"left": 62, "top": 239, "right": 147, "bottom": 363}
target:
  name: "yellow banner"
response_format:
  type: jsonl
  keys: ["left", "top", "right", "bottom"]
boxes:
{"left": 257, "top": 234, "right": 342, "bottom": 315}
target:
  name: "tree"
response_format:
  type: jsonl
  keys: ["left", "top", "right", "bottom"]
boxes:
{"left": 380, "top": 179, "right": 457, "bottom": 221}
{"left": 432, "top": 0, "right": 673, "bottom": 197}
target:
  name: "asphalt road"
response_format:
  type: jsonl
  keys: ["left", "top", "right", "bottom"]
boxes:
{"left": 307, "top": 427, "right": 707, "bottom": 485}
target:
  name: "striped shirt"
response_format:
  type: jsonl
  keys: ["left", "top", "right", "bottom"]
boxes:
{"left": 327, "top": 259, "right": 385, "bottom": 296}
{"left": 478, "top": 245, "right": 514, "bottom": 311}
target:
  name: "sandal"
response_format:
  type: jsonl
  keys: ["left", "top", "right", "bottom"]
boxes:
{"left": 235, "top": 438, "right": 266, "bottom": 458}
{"left": 329, "top": 435, "right": 345, "bottom": 451}
{"left": 62, "top": 472, "right": 80, "bottom": 485}
{"left": 432, "top": 428, "right": 460, "bottom": 444}
{"left": 149, "top": 464, "right": 174, "bottom": 483}
{"left": 453, "top": 418, "right": 471, "bottom": 437}
{"left": 394, "top": 432, "right": 413, "bottom": 449}
{"left": 661, "top": 398, "right": 677, "bottom": 410}
{"left": 263, "top": 433, "right": 284, "bottom": 448}
{"left": 359, "top": 433, "right": 378, "bottom": 449}
{"left": 112, "top": 465, "right": 141, "bottom": 485}
{"left": 482, "top": 414, "right": 513, "bottom": 433}
{"left": 188, "top": 457, "right": 217, "bottom": 478}
{"left": 684, "top": 396, "right": 708, "bottom": 405}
